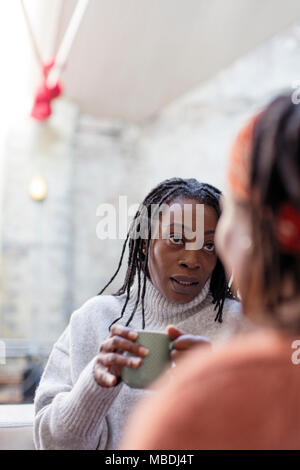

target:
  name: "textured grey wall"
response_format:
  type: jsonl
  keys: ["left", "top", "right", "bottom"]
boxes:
{"left": 0, "top": 102, "right": 79, "bottom": 346}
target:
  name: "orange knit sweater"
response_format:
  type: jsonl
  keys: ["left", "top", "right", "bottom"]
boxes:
{"left": 120, "top": 328, "right": 300, "bottom": 450}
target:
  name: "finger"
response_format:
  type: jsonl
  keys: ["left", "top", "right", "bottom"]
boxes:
{"left": 109, "top": 324, "right": 138, "bottom": 341}
{"left": 172, "top": 335, "right": 210, "bottom": 350}
{"left": 166, "top": 324, "right": 185, "bottom": 340}
{"left": 97, "top": 352, "right": 142, "bottom": 369}
{"left": 94, "top": 364, "right": 117, "bottom": 387}
{"left": 101, "top": 336, "right": 149, "bottom": 357}
{"left": 170, "top": 349, "right": 184, "bottom": 363}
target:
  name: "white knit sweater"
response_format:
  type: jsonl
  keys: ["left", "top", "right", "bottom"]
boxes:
{"left": 33, "top": 277, "right": 243, "bottom": 450}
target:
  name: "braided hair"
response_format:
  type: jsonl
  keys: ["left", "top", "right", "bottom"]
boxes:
{"left": 98, "top": 177, "right": 235, "bottom": 331}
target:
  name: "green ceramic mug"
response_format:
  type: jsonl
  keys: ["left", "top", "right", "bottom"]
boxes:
{"left": 121, "top": 330, "right": 174, "bottom": 389}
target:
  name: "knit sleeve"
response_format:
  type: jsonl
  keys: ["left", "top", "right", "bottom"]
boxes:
{"left": 33, "top": 324, "right": 123, "bottom": 450}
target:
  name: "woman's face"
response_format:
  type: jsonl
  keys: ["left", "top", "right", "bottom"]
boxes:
{"left": 215, "top": 191, "right": 252, "bottom": 298}
{"left": 147, "top": 197, "right": 218, "bottom": 304}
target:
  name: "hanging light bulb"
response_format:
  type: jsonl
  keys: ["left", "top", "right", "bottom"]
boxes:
{"left": 29, "top": 176, "right": 47, "bottom": 201}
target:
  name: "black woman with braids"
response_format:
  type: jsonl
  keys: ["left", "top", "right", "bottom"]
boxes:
{"left": 34, "top": 178, "right": 243, "bottom": 450}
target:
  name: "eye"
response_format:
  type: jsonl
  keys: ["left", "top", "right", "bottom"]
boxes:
{"left": 203, "top": 242, "right": 215, "bottom": 253}
{"left": 169, "top": 233, "right": 184, "bottom": 245}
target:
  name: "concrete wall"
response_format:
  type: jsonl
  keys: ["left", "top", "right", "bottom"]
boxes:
{"left": 0, "top": 102, "right": 79, "bottom": 346}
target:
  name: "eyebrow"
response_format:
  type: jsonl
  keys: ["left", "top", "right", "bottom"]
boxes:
{"left": 167, "top": 223, "right": 215, "bottom": 235}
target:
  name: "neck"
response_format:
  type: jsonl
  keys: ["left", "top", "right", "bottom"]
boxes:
{"left": 127, "top": 275, "right": 211, "bottom": 327}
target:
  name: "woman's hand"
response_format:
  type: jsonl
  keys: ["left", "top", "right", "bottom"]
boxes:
{"left": 166, "top": 325, "right": 211, "bottom": 365}
{"left": 94, "top": 324, "right": 149, "bottom": 388}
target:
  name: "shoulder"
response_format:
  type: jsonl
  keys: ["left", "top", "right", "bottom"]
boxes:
{"left": 121, "top": 331, "right": 297, "bottom": 449}
{"left": 134, "top": 329, "right": 290, "bottom": 415}
{"left": 203, "top": 296, "right": 245, "bottom": 344}
{"left": 167, "top": 329, "right": 294, "bottom": 394}
{"left": 172, "top": 333, "right": 287, "bottom": 409}
{"left": 71, "top": 293, "right": 122, "bottom": 320}
{"left": 221, "top": 298, "right": 245, "bottom": 334}
{"left": 222, "top": 297, "right": 257, "bottom": 338}
{"left": 59, "top": 293, "right": 128, "bottom": 368}
{"left": 69, "top": 293, "right": 125, "bottom": 341}
{"left": 222, "top": 297, "right": 242, "bottom": 319}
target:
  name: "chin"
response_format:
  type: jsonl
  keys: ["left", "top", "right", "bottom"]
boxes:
{"left": 168, "top": 291, "right": 199, "bottom": 304}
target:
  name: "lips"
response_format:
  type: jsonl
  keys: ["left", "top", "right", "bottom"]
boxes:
{"left": 170, "top": 275, "right": 200, "bottom": 294}
{"left": 171, "top": 275, "right": 200, "bottom": 286}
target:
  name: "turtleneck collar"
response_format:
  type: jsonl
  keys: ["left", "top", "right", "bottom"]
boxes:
{"left": 126, "top": 275, "right": 211, "bottom": 327}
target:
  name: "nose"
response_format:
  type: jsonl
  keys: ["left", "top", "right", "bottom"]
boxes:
{"left": 179, "top": 250, "right": 201, "bottom": 270}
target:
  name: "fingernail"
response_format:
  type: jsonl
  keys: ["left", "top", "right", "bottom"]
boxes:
{"left": 129, "top": 331, "right": 138, "bottom": 340}
{"left": 139, "top": 346, "right": 149, "bottom": 356}
{"left": 131, "top": 357, "right": 142, "bottom": 366}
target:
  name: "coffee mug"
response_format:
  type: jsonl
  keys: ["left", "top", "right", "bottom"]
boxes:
{"left": 121, "top": 330, "right": 173, "bottom": 389}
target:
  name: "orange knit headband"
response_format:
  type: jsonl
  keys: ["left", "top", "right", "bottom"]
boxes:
{"left": 227, "top": 113, "right": 261, "bottom": 201}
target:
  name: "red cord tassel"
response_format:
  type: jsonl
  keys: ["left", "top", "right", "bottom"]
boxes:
{"left": 31, "top": 60, "right": 62, "bottom": 121}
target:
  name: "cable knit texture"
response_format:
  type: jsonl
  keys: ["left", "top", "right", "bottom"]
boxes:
{"left": 34, "top": 277, "right": 244, "bottom": 450}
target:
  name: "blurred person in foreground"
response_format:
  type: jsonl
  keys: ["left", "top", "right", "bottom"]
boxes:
{"left": 120, "top": 93, "right": 300, "bottom": 450}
